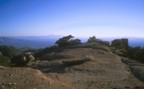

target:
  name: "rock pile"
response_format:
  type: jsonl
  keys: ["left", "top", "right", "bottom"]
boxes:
{"left": 11, "top": 52, "right": 35, "bottom": 66}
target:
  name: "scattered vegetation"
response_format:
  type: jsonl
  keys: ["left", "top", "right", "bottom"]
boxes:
{"left": 0, "top": 46, "right": 37, "bottom": 67}
{"left": 111, "top": 38, "right": 128, "bottom": 53}
{"left": 124, "top": 46, "right": 144, "bottom": 63}
{"left": 0, "top": 55, "right": 12, "bottom": 67}
{"left": 55, "top": 35, "right": 81, "bottom": 47}
{"left": 87, "top": 36, "right": 110, "bottom": 46}
{"left": 110, "top": 38, "right": 144, "bottom": 63}
{"left": 87, "top": 36, "right": 97, "bottom": 43}
{"left": 0, "top": 46, "right": 21, "bottom": 66}
{"left": 0, "top": 46, "right": 21, "bottom": 58}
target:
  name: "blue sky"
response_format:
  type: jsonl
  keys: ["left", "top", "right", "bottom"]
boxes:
{"left": 0, "top": 0, "right": 144, "bottom": 37}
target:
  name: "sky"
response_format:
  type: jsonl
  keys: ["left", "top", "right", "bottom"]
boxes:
{"left": 0, "top": 0, "right": 144, "bottom": 37}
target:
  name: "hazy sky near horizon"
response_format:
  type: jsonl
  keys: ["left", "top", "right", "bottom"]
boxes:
{"left": 0, "top": 0, "right": 144, "bottom": 37}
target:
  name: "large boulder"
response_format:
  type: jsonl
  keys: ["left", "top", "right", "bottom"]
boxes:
{"left": 11, "top": 52, "right": 35, "bottom": 66}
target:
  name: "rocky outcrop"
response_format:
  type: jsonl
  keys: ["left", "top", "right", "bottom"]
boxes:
{"left": 55, "top": 35, "right": 74, "bottom": 46}
{"left": 111, "top": 38, "right": 128, "bottom": 53}
{"left": 55, "top": 35, "right": 81, "bottom": 47}
{"left": 70, "top": 39, "right": 81, "bottom": 45}
{"left": 1, "top": 43, "right": 144, "bottom": 89}
{"left": 11, "top": 52, "right": 35, "bottom": 66}
{"left": 31, "top": 45, "right": 144, "bottom": 89}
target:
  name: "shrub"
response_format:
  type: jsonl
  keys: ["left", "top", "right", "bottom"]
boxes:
{"left": 87, "top": 36, "right": 110, "bottom": 46}
{"left": 0, "top": 55, "right": 11, "bottom": 67}
{"left": 0, "top": 46, "right": 21, "bottom": 58}
{"left": 87, "top": 36, "right": 97, "bottom": 43}
{"left": 124, "top": 46, "right": 144, "bottom": 63}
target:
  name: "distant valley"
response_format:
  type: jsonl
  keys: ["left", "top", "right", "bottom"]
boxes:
{"left": 0, "top": 36, "right": 61, "bottom": 48}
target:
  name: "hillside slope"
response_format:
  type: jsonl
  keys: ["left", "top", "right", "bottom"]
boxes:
{"left": 0, "top": 44, "right": 144, "bottom": 89}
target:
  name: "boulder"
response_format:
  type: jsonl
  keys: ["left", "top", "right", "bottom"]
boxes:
{"left": 11, "top": 52, "right": 35, "bottom": 66}
{"left": 24, "top": 52, "right": 35, "bottom": 62}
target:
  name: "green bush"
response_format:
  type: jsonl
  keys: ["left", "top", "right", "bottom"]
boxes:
{"left": 87, "top": 36, "right": 97, "bottom": 43}
{"left": 0, "top": 55, "right": 12, "bottom": 67}
{"left": 0, "top": 46, "right": 21, "bottom": 58}
{"left": 87, "top": 36, "right": 110, "bottom": 46}
{"left": 125, "top": 46, "right": 144, "bottom": 63}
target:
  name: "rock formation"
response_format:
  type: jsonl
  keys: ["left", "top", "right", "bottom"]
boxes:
{"left": 1, "top": 41, "right": 144, "bottom": 89}
{"left": 55, "top": 35, "right": 74, "bottom": 46}
{"left": 111, "top": 38, "right": 128, "bottom": 52}
{"left": 55, "top": 35, "right": 81, "bottom": 46}
{"left": 11, "top": 52, "right": 35, "bottom": 66}
{"left": 70, "top": 39, "right": 81, "bottom": 45}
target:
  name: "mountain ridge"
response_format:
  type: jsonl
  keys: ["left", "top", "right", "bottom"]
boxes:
{"left": 0, "top": 37, "right": 54, "bottom": 48}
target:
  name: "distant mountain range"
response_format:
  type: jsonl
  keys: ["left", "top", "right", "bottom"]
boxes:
{"left": 0, "top": 36, "right": 144, "bottom": 48}
{"left": 0, "top": 36, "right": 62, "bottom": 48}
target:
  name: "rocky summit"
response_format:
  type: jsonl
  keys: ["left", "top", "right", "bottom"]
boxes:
{"left": 0, "top": 43, "right": 144, "bottom": 89}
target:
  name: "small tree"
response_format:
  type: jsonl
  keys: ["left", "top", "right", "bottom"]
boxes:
{"left": 87, "top": 36, "right": 97, "bottom": 43}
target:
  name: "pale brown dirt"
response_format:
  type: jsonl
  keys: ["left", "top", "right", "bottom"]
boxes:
{"left": 0, "top": 46, "right": 144, "bottom": 89}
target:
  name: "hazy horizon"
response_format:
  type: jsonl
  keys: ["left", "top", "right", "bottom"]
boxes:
{"left": 0, "top": 0, "right": 144, "bottom": 37}
{"left": 1, "top": 35, "right": 144, "bottom": 39}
